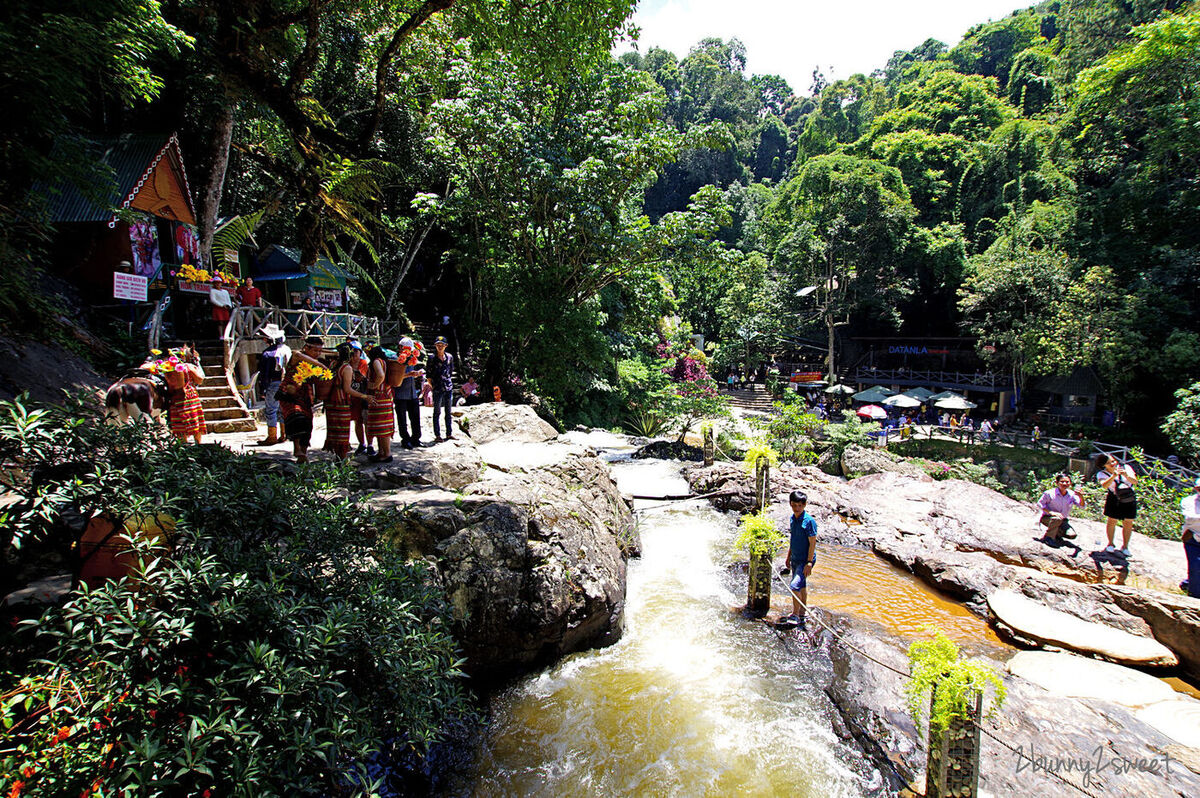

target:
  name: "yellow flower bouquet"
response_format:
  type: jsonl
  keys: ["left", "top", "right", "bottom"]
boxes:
{"left": 294, "top": 362, "right": 333, "bottom": 385}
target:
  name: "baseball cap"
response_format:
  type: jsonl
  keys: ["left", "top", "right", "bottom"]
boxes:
{"left": 399, "top": 336, "right": 414, "bottom": 348}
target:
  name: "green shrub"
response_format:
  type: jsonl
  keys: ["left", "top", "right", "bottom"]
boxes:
{"left": 754, "top": 401, "right": 820, "bottom": 464}
{"left": 742, "top": 440, "right": 779, "bottom": 476}
{"left": 906, "top": 630, "right": 1006, "bottom": 734}
{"left": 734, "top": 511, "right": 785, "bottom": 559}
{"left": 825, "top": 411, "right": 879, "bottom": 458}
{"left": 0, "top": 395, "right": 471, "bottom": 796}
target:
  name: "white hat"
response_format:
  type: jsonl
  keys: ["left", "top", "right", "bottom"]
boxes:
{"left": 399, "top": 336, "right": 414, "bottom": 348}
{"left": 259, "top": 323, "right": 285, "bottom": 342}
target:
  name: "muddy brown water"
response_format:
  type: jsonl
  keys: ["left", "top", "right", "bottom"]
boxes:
{"left": 445, "top": 458, "right": 1194, "bottom": 796}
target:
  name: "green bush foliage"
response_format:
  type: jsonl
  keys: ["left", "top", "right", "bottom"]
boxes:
{"left": 0, "top": 396, "right": 471, "bottom": 796}
{"left": 825, "top": 411, "right": 880, "bottom": 458}
{"left": 734, "top": 511, "right": 785, "bottom": 559}
{"left": 906, "top": 629, "right": 1006, "bottom": 734}
{"left": 754, "top": 396, "right": 820, "bottom": 463}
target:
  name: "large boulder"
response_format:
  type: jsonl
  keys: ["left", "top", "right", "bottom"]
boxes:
{"left": 371, "top": 451, "right": 636, "bottom": 682}
{"left": 839, "top": 444, "right": 930, "bottom": 480}
{"left": 987, "top": 589, "right": 1178, "bottom": 667}
{"left": 1098, "top": 586, "right": 1200, "bottom": 679}
{"left": 359, "top": 440, "right": 483, "bottom": 490}
{"left": 458, "top": 403, "right": 558, "bottom": 444}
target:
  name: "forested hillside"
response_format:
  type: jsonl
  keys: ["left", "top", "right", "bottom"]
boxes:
{"left": 2, "top": 0, "right": 1198, "bottom": 438}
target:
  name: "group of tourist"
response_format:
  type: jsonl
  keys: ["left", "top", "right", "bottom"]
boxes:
{"left": 252, "top": 327, "right": 470, "bottom": 464}
{"left": 209, "top": 276, "right": 263, "bottom": 338}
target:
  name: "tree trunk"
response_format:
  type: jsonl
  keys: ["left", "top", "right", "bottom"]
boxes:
{"left": 194, "top": 100, "right": 235, "bottom": 268}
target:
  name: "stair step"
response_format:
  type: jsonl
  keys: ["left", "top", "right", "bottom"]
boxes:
{"left": 199, "top": 396, "right": 241, "bottom": 409}
{"left": 200, "top": 376, "right": 229, "bottom": 387}
{"left": 197, "top": 386, "right": 232, "bottom": 397}
{"left": 202, "top": 407, "right": 252, "bottom": 421}
{"left": 206, "top": 418, "right": 258, "bottom": 434}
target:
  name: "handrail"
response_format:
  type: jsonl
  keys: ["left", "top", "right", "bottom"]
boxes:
{"left": 853, "top": 368, "right": 1014, "bottom": 390}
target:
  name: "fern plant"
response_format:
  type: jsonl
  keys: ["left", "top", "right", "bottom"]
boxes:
{"left": 905, "top": 630, "right": 1006, "bottom": 734}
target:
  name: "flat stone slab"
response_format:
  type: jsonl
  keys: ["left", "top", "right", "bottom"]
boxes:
{"left": 1136, "top": 700, "right": 1200, "bottom": 749}
{"left": 1006, "top": 651, "right": 1178, "bottom": 708}
{"left": 477, "top": 440, "right": 588, "bottom": 472}
{"left": 988, "top": 589, "right": 1178, "bottom": 667}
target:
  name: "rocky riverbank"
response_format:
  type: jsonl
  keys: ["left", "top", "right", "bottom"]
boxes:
{"left": 685, "top": 457, "right": 1200, "bottom": 795}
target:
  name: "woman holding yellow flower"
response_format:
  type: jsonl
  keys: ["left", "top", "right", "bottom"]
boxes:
{"left": 278, "top": 336, "right": 331, "bottom": 463}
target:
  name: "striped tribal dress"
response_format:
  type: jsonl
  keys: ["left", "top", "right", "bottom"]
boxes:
{"left": 168, "top": 380, "right": 206, "bottom": 439}
{"left": 366, "top": 384, "right": 394, "bottom": 439}
{"left": 324, "top": 365, "right": 353, "bottom": 457}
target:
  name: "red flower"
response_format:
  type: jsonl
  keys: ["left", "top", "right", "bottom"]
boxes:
{"left": 9, "top": 780, "right": 24, "bottom": 798}
{"left": 203, "top": 790, "right": 212, "bottom": 798}
{"left": 55, "top": 726, "right": 71, "bottom": 743}
{"left": 20, "top": 767, "right": 33, "bottom": 779}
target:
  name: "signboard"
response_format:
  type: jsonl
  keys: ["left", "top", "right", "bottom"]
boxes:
{"left": 790, "top": 371, "right": 824, "bottom": 384}
{"left": 223, "top": 248, "right": 239, "bottom": 264}
{"left": 113, "top": 272, "right": 148, "bottom": 302}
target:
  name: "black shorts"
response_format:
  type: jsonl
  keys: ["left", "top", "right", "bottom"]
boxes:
{"left": 1103, "top": 491, "right": 1137, "bottom": 520}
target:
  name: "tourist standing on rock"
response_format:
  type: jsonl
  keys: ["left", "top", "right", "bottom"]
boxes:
{"left": 428, "top": 335, "right": 455, "bottom": 441}
{"left": 1179, "top": 478, "right": 1200, "bottom": 598}
{"left": 783, "top": 490, "right": 818, "bottom": 630}
{"left": 1095, "top": 453, "right": 1138, "bottom": 558}
{"left": 393, "top": 336, "right": 425, "bottom": 450}
{"left": 366, "top": 345, "right": 396, "bottom": 463}
{"left": 254, "top": 324, "right": 291, "bottom": 446}
{"left": 1037, "top": 473, "right": 1084, "bottom": 545}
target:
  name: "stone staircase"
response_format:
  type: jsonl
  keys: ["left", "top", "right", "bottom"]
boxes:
{"left": 193, "top": 342, "right": 257, "bottom": 434}
{"left": 726, "top": 384, "right": 776, "bottom": 414}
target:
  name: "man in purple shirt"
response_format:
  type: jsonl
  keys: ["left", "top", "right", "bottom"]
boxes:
{"left": 1038, "top": 473, "right": 1084, "bottom": 544}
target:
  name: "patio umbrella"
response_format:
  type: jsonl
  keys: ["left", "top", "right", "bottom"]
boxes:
{"left": 883, "top": 394, "right": 922, "bottom": 408}
{"left": 865, "top": 384, "right": 896, "bottom": 396}
{"left": 903, "top": 387, "right": 934, "bottom": 401}
{"left": 934, "top": 396, "right": 977, "bottom": 410}
{"left": 928, "top": 390, "right": 964, "bottom": 401}
{"left": 824, "top": 383, "right": 855, "bottom": 394}
{"left": 852, "top": 388, "right": 893, "bottom": 403}
{"left": 856, "top": 404, "right": 887, "bottom": 420}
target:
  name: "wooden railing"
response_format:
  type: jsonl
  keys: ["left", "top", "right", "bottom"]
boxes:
{"left": 853, "top": 368, "right": 1014, "bottom": 391}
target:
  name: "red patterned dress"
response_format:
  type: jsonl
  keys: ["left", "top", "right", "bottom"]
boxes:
{"left": 167, "top": 366, "right": 205, "bottom": 440}
{"left": 323, "top": 364, "right": 354, "bottom": 458}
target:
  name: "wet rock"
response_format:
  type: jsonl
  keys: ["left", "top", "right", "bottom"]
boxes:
{"left": 632, "top": 439, "right": 704, "bottom": 461}
{"left": 840, "top": 444, "right": 930, "bottom": 481}
{"left": 458, "top": 403, "right": 558, "bottom": 444}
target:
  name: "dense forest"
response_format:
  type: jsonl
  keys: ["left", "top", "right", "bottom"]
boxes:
{"left": 3, "top": 0, "right": 1199, "bottom": 439}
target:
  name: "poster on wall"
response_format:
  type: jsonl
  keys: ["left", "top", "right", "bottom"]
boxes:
{"left": 128, "top": 217, "right": 161, "bottom": 278}
{"left": 174, "top": 223, "right": 201, "bottom": 266}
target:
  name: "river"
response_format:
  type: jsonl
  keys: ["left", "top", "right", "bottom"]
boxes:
{"left": 447, "top": 457, "right": 1006, "bottom": 797}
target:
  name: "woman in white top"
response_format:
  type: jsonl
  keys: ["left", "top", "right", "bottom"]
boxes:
{"left": 1093, "top": 453, "right": 1138, "bottom": 558}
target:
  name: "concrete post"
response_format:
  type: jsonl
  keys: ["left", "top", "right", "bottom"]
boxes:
{"left": 703, "top": 425, "right": 714, "bottom": 467}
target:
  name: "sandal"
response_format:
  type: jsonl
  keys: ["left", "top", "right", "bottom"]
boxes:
{"left": 368, "top": 455, "right": 394, "bottom": 464}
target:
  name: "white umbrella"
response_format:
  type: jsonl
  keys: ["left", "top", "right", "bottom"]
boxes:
{"left": 929, "top": 390, "right": 964, "bottom": 401}
{"left": 903, "top": 387, "right": 935, "bottom": 401}
{"left": 883, "top": 394, "right": 922, "bottom": 408}
{"left": 824, "top": 384, "right": 855, "bottom": 394}
{"left": 934, "top": 396, "right": 977, "bottom": 410}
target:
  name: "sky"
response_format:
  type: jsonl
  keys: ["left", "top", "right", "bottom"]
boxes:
{"left": 618, "top": 0, "right": 1035, "bottom": 93}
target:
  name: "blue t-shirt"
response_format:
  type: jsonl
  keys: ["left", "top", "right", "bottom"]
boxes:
{"left": 789, "top": 511, "right": 817, "bottom": 565}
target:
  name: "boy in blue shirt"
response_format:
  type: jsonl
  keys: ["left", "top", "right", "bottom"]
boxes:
{"left": 783, "top": 490, "right": 818, "bottom": 629}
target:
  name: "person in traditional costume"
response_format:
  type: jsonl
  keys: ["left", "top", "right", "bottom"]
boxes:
{"left": 365, "top": 345, "right": 396, "bottom": 463}
{"left": 323, "top": 343, "right": 372, "bottom": 459}
{"left": 165, "top": 345, "right": 206, "bottom": 443}
{"left": 278, "top": 336, "right": 330, "bottom": 463}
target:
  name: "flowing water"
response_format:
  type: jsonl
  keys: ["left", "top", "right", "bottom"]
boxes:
{"left": 446, "top": 455, "right": 1191, "bottom": 796}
